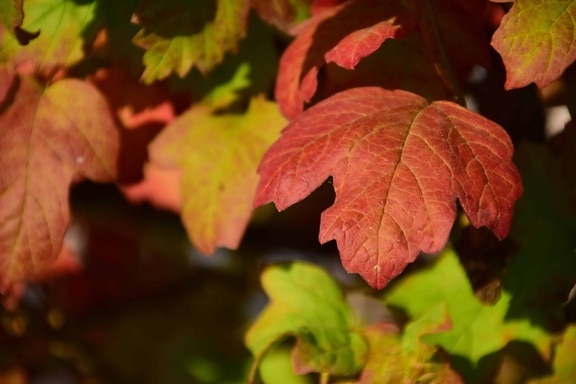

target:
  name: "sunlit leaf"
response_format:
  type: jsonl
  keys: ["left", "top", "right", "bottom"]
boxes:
{"left": 0, "top": 0, "right": 99, "bottom": 71}
{"left": 385, "top": 249, "right": 552, "bottom": 380}
{"left": 529, "top": 325, "right": 576, "bottom": 383}
{"left": 133, "top": 0, "right": 250, "bottom": 83}
{"left": 0, "top": 68, "right": 119, "bottom": 286}
{"left": 354, "top": 305, "right": 462, "bottom": 384}
{"left": 150, "top": 98, "right": 285, "bottom": 254}
{"left": 245, "top": 262, "right": 367, "bottom": 379}
{"left": 275, "top": 0, "right": 415, "bottom": 118}
{"left": 491, "top": 0, "right": 576, "bottom": 89}
{"left": 256, "top": 87, "right": 522, "bottom": 289}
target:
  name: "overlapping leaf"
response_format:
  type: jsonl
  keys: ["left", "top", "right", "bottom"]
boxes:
{"left": 133, "top": 0, "right": 250, "bottom": 83}
{"left": 275, "top": 0, "right": 416, "bottom": 119}
{"left": 529, "top": 325, "right": 576, "bottom": 383}
{"left": 355, "top": 305, "right": 462, "bottom": 383}
{"left": 255, "top": 87, "right": 522, "bottom": 289}
{"left": 245, "top": 262, "right": 367, "bottom": 381}
{"left": 0, "top": 68, "right": 119, "bottom": 286}
{"left": 150, "top": 98, "right": 286, "bottom": 255}
{"left": 0, "top": 0, "right": 99, "bottom": 71}
{"left": 492, "top": 0, "right": 576, "bottom": 89}
{"left": 275, "top": 0, "right": 490, "bottom": 119}
{"left": 385, "top": 249, "right": 551, "bottom": 381}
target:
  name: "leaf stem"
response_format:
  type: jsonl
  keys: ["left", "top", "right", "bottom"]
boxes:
{"left": 320, "top": 372, "right": 330, "bottom": 384}
{"left": 417, "top": 0, "right": 465, "bottom": 105}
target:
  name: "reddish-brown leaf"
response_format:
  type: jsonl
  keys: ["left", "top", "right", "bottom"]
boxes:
{"left": 0, "top": 69, "right": 118, "bottom": 286}
{"left": 255, "top": 87, "right": 522, "bottom": 289}
{"left": 275, "top": 0, "right": 416, "bottom": 119}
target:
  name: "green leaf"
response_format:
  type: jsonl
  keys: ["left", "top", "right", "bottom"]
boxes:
{"left": 257, "top": 342, "right": 313, "bottom": 384}
{"left": 149, "top": 97, "right": 286, "bottom": 254}
{"left": 0, "top": 0, "right": 99, "bottom": 70}
{"left": 529, "top": 325, "right": 576, "bottom": 383}
{"left": 133, "top": 0, "right": 250, "bottom": 83}
{"left": 491, "top": 0, "right": 576, "bottom": 89}
{"left": 168, "top": 15, "right": 279, "bottom": 109}
{"left": 245, "top": 262, "right": 367, "bottom": 381}
{"left": 385, "top": 249, "right": 551, "bottom": 381}
{"left": 0, "top": 0, "right": 22, "bottom": 31}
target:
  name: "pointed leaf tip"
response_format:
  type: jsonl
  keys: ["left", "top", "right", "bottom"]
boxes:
{"left": 255, "top": 87, "right": 522, "bottom": 289}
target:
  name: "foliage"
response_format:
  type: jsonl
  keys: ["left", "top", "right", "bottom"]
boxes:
{"left": 0, "top": 0, "right": 575, "bottom": 383}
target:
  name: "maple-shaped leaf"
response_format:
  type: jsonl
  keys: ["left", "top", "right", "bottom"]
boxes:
{"left": 133, "top": 0, "right": 250, "bottom": 83}
{"left": 385, "top": 249, "right": 552, "bottom": 382}
{"left": 491, "top": 0, "right": 576, "bottom": 89}
{"left": 275, "top": 0, "right": 416, "bottom": 119}
{"left": 0, "top": 0, "right": 98, "bottom": 71}
{"left": 0, "top": 68, "right": 119, "bottom": 286}
{"left": 255, "top": 87, "right": 522, "bottom": 289}
{"left": 245, "top": 261, "right": 367, "bottom": 381}
{"left": 150, "top": 98, "right": 286, "bottom": 255}
{"left": 251, "top": 0, "right": 310, "bottom": 32}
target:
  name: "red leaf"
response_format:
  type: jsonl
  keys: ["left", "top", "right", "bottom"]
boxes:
{"left": 275, "top": 0, "right": 416, "bottom": 119}
{"left": 0, "top": 69, "right": 119, "bottom": 286}
{"left": 255, "top": 87, "right": 522, "bottom": 289}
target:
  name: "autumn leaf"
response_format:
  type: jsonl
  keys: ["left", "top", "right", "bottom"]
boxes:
{"left": 385, "top": 249, "right": 551, "bottom": 382}
{"left": 0, "top": 0, "right": 99, "bottom": 71}
{"left": 133, "top": 0, "right": 250, "bottom": 83}
{"left": 0, "top": 68, "right": 119, "bottom": 286}
{"left": 0, "top": 0, "right": 23, "bottom": 30}
{"left": 491, "top": 0, "right": 576, "bottom": 89}
{"left": 355, "top": 305, "right": 462, "bottom": 384}
{"left": 245, "top": 262, "right": 367, "bottom": 381}
{"left": 150, "top": 98, "right": 286, "bottom": 255}
{"left": 529, "top": 325, "right": 576, "bottom": 383}
{"left": 275, "top": 0, "right": 416, "bottom": 119}
{"left": 255, "top": 87, "right": 522, "bottom": 289}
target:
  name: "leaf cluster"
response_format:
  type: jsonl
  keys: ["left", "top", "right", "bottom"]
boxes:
{"left": 1, "top": 0, "right": 576, "bottom": 382}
